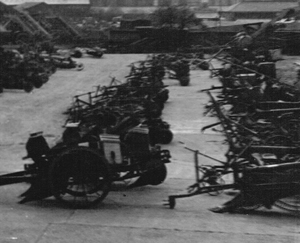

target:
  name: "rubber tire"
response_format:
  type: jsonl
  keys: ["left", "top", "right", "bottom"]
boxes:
{"left": 76, "top": 63, "right": 84, "bottom": 71}
{"left": 198, "top": 61, "right": 210, "bottom": 70}
{"left": 72, "top": 50, "right": 83, "bottom": 58}
{"left": 128, "top": 160, "right": 167, "bottom": 187}
{"left": 159, "top": 129, "right": 173, "bottom": 144}
{"left": 32, "top": 76, "right": 44, "bottom": 88}
{"left": 149, "top": 163, "right": 167, "bottom": 185}
{"left": 23, "top": 81, "right": 34, "bottom": 93}
{"left": 179, "top": 76, "right": 190, "bottom": 86}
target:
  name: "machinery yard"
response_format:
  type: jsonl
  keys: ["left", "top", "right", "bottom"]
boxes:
{"left": 0, "top": 53, "right": 300, "bottom": 242}
{"left": 2, "top": 2, "right": 300, "bottom": 243}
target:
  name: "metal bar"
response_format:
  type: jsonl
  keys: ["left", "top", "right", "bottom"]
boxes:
{"left": 169, "top": 183, "right": 236, "bottom": 200}
{"left": 194, "top": 150, "right": 200, "bottom": 189}
{"left": 184, "top": 146, "right": 226, "bottom": 164}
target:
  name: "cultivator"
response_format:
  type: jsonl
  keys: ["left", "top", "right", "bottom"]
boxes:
{"left": 166, "top": 40, "right": 300, "bottom": 213}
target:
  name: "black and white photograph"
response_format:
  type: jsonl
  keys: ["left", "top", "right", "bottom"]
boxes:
{"left": 0, "top": 0, "right": 300, "bottom": 242}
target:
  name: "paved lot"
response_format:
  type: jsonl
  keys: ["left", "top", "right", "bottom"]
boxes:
{"left": 0, "top": 55, "right": 299, "bottom": 243}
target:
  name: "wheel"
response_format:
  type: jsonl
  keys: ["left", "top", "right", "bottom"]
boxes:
{"left": 275, "top": 195, "right": 300, "bottom": 212}
{"left": 48, "top": 146, "right": 112, "bottom": 208}
{"left": 51, "top": 65, "right": 57, "bottom": 74}
{"left": 62, "top": 127, "right": 81, "bottom": 144}
{"left": 91, "top": 51, "right": 103, "bottom": 58}
{"left": 32, "top": 75, "right": 44, "bottom": 88}
{"left": 159, "top": 129, "right": 173, "bottom": 144}
{"left": 198, "top": 61, "right": 210, "bottom": 70}
{"left": 128, "top": 159, "right": 167, "bottom": 188}
{"left": 149, "top": 162, "right": 167, "bottom": 185}
{"left": 76, "top": 63, "right": 84, "bottom": 71}
{"left": 146, "top": 102, "right": 163, "bottom": 118}
{"left": 23, "top": 81, "right": 34, "bottom": 93}
{"left": 155, "top": 89, "right": 169, "bottom": 103}
{"left": 179, "top": 76, "right": 190, "bottom": 86}
{"left": 71, "top": 50, "right": 83, "bottom": 58}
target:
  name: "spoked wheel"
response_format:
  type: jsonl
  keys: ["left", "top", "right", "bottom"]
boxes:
{"left": 275, "top": 195, "right": 300, "bottom": 212}
{"left": 48, "top": 147, "right": 112, "bottom": 208}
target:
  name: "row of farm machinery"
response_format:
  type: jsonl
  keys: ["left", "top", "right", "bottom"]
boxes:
{"left": 4, "top": 38, "right": 300, "bottom": 213}
{"left": 0, "top": 54, "right": 179, "bottom": 208}
{"left": 167, "top": 35, "right": 300, "bottom": 213}
{"left": 0, "top": 46, "right": 210, "bottom": 207}
{"left": 0, "top": 42, "right": 205, "bottom": 93}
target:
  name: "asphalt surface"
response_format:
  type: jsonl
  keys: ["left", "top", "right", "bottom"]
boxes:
{"left": 0, "top": 55, "right": 299, "bottom": 243}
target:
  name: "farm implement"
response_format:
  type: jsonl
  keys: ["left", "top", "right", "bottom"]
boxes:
{"left": 166, "top": 32, "right": 300, "bottom": 213}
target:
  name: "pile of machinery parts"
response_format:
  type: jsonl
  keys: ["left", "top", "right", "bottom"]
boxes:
{"left": 47, "top": 53, "right": 84, "bottom": 71}
{"left": 0, "top": 46, "right": 53, "bottom": 93}
{"left": 167, "top": 45, "right": 300, "bottom": 214}
{"left": 0, "top": 43, "right": 84, "bottom": 93}
{"left": 71, "top": 47, "right": 105, "bottom": 58}
{"left": 147, "top": 53, "right": 191, "bottom": 86}
{"left": 0, "top": 55, "right": 172, "bottom": 208}
{"left": 148, "top": 52, "right": 210, "bottom": 87}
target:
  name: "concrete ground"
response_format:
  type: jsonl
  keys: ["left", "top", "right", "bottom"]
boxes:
{"left": 0, "top": 55, "right": 299, "bottom": 243}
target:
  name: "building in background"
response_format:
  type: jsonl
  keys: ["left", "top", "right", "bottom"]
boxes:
{"left": 222, "top": 0, "right": 300, "bottom": 20}
{"left": 89, "top": 0, "right": 239, "bottom": 8}
{"left": 0, "top": 0, "right": 90, "bottom": 17}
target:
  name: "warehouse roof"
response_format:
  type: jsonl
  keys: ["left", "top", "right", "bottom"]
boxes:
{"left": 195, "top": 12, "right": 220, "bottom": 20}
{"left": 0, "top": 0, "right": 89, "bottom": 5}
{"left": 226, "top": 1, "right": 298, "bottom": 13}
{"left": 0, "top": 1, "right": 17, "bottom": 13}
{"left": 14, "top": 2, "right": 45, "bottom": 10}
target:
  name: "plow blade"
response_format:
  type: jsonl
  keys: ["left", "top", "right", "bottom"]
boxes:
{"left": 19, "top": 178, "right": 52, "bottom": 204}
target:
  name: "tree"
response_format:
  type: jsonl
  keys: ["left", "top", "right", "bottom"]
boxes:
{"left": 151, "top": 5, "right": 198, "bottom": 30}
